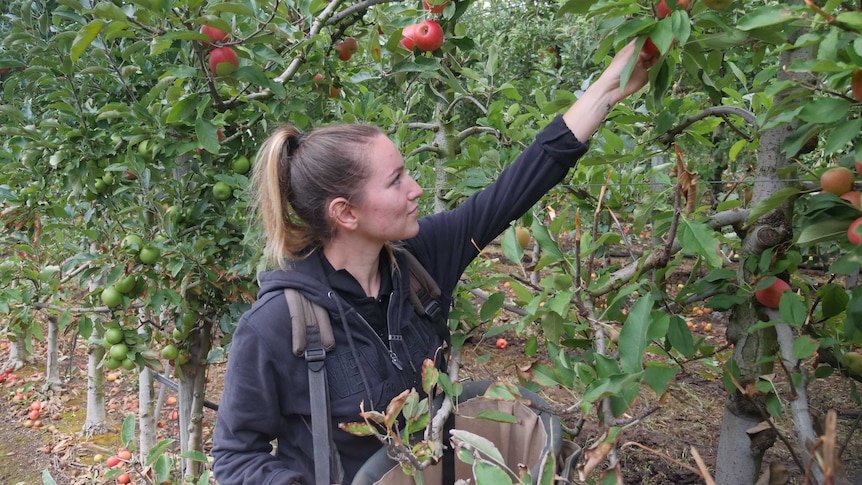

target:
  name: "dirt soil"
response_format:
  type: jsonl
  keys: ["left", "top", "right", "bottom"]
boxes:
{"left": 1, "top": 242, "right": 861, "bottom": 484}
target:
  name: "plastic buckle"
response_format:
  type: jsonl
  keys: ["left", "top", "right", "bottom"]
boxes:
{"left": 304, "top": 347, "right": 327, "bottom": 362}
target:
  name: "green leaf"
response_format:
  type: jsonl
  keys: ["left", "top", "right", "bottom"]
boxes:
{"left": 836, "top": 12, "right": 862, "bottom": 32}
{"left": 736, "top": 5, "right": 799, "bottom": 31}
{"left": 818, "top": 283, "right": 849, "bottom": 320}
{"left": 234, "top": 66, "right": 272, "bottom": 89}
{"left": 41, "top": 470, "right": 57, "bottom": 485}
{"left": 746, "top": 188, "right": 801, "bottom": 227}
{"left": 778, "top": 292, "right": 806, "bottom": 328}
{"left": 209, "top": 3, "right": 254, "bottom": 16}
{"left": 501, "top": 226, "right": 524, "bottom": 269}
{"left": 644, "top": 362, "right": 678, "bottom": 396}
{"left": 825, "top": 119, "right": 862, "bottom": 154}
{"left": 144, "top": 439, "right": 174, "bottom": 466}
{"left": 93, "top": 2, "right": 128, "bottom": 21}
{"left": 667, "top": 315, "right": 694, "bottom": 357}
{"left": 71, "top": 20, "right": 105, "bottom": 62}
{"left": 557, "top": 0, "right": 599, "bottom": 15}
{"left": 480, "top": 291, "right": 505, "bottom": 321}
{"left": 474, "top": 409, "right": 519, "bottom": 424}
{"left": 582, "top": 372, "right": 643, "bottom": 404}
{"left": 618, "top": 297, "right": 652, "bottom": 374}
{"left": 121, "top": 414, "right": 136, "bottom": 448}
{"left": 450, "top": 430, "right": 506, "bottom": 464}
{"left": 796, "top": 219, "right": 850, "bottom": 247}
{"left": 792, "top": 335, "right": 819, "bottom": 360}
{"left": 532, "top": 219, "right": 564, "bottom": 264}
{"left": 473, "top": 460, "right": 513, "bottom": 484}
{"left": 179, "top": 450, "right": 209, "bottom": 462}
{"left": 678, "top": 219, "right": 722, "bottom": 268}
{"left": 797, "top": 98, "right": 850, "bottom": 124}
{"left": 195, "top": 117, "right": 220, "bottom": 154}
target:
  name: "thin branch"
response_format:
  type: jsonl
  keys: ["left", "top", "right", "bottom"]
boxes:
{"left": 590, "top": 208, "right": 750, "bottom": 297}
{"left": 406, "top": 144, "right": 445, "bottom": 158}
{"left": 273, "top": 0, "right": 346, "bottom": 84}
{"left": 457, "top": 126, "right": 499, "bottom": 143}
{"left": 657, "top": 106, "right": 757, "bottom": 146}
{"left": 444, "top": 95, "right": 489, "bottom": 118}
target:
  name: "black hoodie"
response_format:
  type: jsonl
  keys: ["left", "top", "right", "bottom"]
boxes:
{"left": 211, "top": 116, "right": 589, "bottom": 485}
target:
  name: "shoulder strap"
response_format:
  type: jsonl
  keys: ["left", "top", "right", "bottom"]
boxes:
{"left": 286, "top": 288, "right": 335, "bottom": 357}
{"left": 283, "top": 289, "right": 341, "bottom": 485}
{"left": 401, "top": 250, "right": 449, "bottom": 344}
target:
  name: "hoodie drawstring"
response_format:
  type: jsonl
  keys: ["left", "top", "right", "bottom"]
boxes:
{"left": 329, "top": 291, "right": 376, "bottom": 410}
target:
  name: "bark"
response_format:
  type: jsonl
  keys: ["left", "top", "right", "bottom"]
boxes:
{"left": 714, "top": 13, "right": 813, "bottom": 482}
{"left": 82, "top": 344, "right": 110, "bottom": 436}
{"left": 5, "top": 330, "right": 34, "bottom": 371}
{"left": 82, "top": 264, "right": 109, "bottom": 436}
{"left": 180, "top": 318, "right": 213, "bottom": 479}
{"left": 45, "top": 315, "right": 62, "bottom": 390}
{"left": 138, "top": 366, "right": 156, "bottom": 458}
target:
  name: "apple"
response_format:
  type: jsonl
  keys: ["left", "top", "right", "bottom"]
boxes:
{"left": 515, "top": 227, "right": 531, "bottom": 249}
{"left": 848, "top": 217, "right": 862, "bottom": 245}
{"left": 841, "top": 351, "right": 862, "bottom": 376}
{"left": 400, "top": 24, "right": 419, "bottom": 50}
{"left": 642, "top": 38, "right": 660, "bottom": 58}
{"left": 200, "top": 25, "right": 228, "bottom": 47}
{"left": 754, "top": 278, "right": 791, "bottom": 309}
{"left": 335, "top": 37, "right": 358, "bottom": 61}
{"left": 852, "top": 69, "right": 862, "bottom": 104}
{"left": 208, "top": 46, "right": 239, "bottom": 76}
{"left": 495, "top": 338, "right": 508, "bottom": 349}
{"left": 328, "top": 85, "right": 341, "bottom": 98}
{"left": 422, "top": 0, "right": 449, "bottom": 13}
{"left": 841, "top": 191, "right": 862, "bottom": 209}
{"left": 412, "top": 20, "right": 444, "bottom": 52}
{"left": 820, "top": 166, "right": 854, "bottom": 196}
{"left": 656, "top": 0, "right": 690, "bottom": 18}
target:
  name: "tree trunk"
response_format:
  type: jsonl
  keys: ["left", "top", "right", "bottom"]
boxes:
{"left": 83, "top": 343, "right": 110, "bottom": 436}
{"left": 45, "top": 315, "right": 61, "bottom": 389}
{"left": 6, "top": 331, "right": 34, "bottom": 370}
{"left": 715, "top": 19, "right": 813, "bottom": 481}
{"left": 138, "top": 366, "right": 157, "bottom": 458}
{"left": 180, "top": 318, "right": 212, "bottom": 479}
{"left": 83, "top": 270, "right": 109, "bottom": 437}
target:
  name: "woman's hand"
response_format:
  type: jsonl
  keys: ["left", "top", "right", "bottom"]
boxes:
{"left": 562, "top": 38, "right": 660, "bottom": 141}
{"left": 595, "top": 39, "right": 660, "bottom": 104}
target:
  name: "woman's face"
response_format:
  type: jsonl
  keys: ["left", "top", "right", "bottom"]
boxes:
{"left": 351, "top": 135, "right": 424, "bottom": 244}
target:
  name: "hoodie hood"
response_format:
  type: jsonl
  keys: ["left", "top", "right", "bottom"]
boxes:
{"left": 256, "top": 252, "right": 335, "bottom": 307}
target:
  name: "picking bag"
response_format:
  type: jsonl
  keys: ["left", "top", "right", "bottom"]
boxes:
{"left": 352, "top": 380, "right": 562, "bottom": 485}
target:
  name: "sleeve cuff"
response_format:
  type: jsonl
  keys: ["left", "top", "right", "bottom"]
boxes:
{"left": 535, "top": 115, "right": 590, "bottom": 168}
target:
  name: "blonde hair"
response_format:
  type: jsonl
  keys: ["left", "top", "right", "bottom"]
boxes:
{"left": 251, "top": 123, "right": 384, "bottom": 268}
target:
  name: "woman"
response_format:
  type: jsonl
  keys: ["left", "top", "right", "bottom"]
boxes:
{"left": 212, "top": 40, "right": 657, "bottom": 485}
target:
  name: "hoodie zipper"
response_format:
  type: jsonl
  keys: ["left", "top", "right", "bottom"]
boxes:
{"left": 353, "top": 309, "right": 404, "bottom": 371}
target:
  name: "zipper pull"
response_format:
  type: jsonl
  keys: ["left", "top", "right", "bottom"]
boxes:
{"left": 388, "top": 349, "right": 403, "bottom": 370}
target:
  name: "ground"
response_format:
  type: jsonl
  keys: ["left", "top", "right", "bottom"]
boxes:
{"left": 1, "top": 243, "right": 861, "bottom": 484}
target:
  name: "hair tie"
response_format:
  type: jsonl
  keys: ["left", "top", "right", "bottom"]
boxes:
{"left": 283, "top": 131, "right": 307, "bottom": 159}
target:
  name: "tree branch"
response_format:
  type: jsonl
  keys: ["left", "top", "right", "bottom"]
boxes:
{"left": 657, "top": 106, "right": 757, "bottom": 146}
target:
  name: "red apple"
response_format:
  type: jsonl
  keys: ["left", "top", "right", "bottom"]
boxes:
{"left": 852, "top": 69, "right": 862, "bottom": 104}
{"left": 842, "top": 191, "right": 862, "bottom": 209}
{"left": 754, "top": 278, "right": 791, "bottom": 309}
{"left": 412, "top": 20, "right": 444, "bottom": 52}
{"left": 400, "top": 24, "right": 419, "bottom": 50}
{"left": 656, "top": 0, "right": 690, "bottom": 18}
{"left": 422, "top": 0, "right": 449, "bottom": 13}
{"left": 643, "top": 38, "right": 660, "bottom": 58}
{"left": 200, "top": 25, "right": 228, "bottom": 47}
{"left": 335, "top": 37, "right": 358, "bottom": 61}
{"left": 208, "top": 46, "right": 239, "bottom": 76}
{"left": 849, "top": 217, "right": 862, "bottom": 245}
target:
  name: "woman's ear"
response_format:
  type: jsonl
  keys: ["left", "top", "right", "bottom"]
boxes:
{"left": 328, "top": 197, "right": 358, "bottom": 231}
